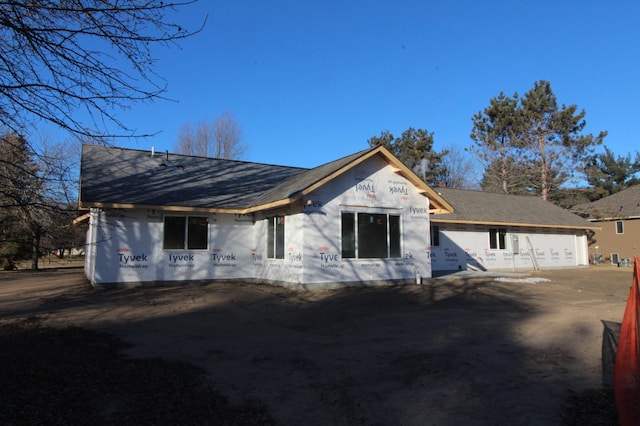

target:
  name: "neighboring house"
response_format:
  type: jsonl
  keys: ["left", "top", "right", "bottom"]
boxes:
{"left": 79, "top": 144, "right": 453, "bottom": 289}
{"left": 429, "top": 188, "right": 598, "bottom": 272}
{"left": 571, "top": 185, "right": 640, "bottom": 265}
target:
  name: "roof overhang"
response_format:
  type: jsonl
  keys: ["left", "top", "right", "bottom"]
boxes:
{"left": 279, "top": 145, "right": 453, "bottom": 214}
{"left": 431, "top": 217, "right": 601, "bottom": 231}
{"left": 79, "top": 146, "right": 454, "bottom": 216}
{"left": 585, "top": 215, "right": 640, "bottom": 222}
{"left": 79, "top": 201, "right": 253, "bottom": 215}
{"left": 72, "top": 212, "right": 90, "bottom": 226}
{"left": 372, "top": 146, "right": 454, "bottom": 214}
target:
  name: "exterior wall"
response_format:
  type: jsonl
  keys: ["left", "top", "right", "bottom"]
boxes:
{"left": 430, "top": 223, "right": 589, "bottom": 272}
{"left": 252, "top": 212, "right": 306, "bottom": 285}
{"left": 85, "top": 157, "right": 433, "bottom": 288}
{"left": 85, "top": 208, "right": 255, "bottom": 287}
{"left": 588, "top": 218, "right": 640, "bottom": 264}
{"left": 252, "top": 156, "right": 431, "bottom": 289}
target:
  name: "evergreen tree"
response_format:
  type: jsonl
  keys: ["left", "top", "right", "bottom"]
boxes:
{"left": 518, "top": 81, "right": 606, "bottom": 200}
{"left": 584, "top": 146, "right": 640, "bottom": 200}
{"left": 470, "top": 92, "right": 526, "bottom": 194}
{"left": 368, "top": 128, "right": 448, "bottom": 186}
{"left": 480, "top": 157, "right": 531, "bottom": 195}
{"left": 471, "top": 81, "right": 607, "bottom": 200}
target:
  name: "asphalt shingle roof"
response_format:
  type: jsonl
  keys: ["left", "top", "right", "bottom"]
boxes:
{"left": 80, "top": 145, "right": 306, "bottom": 209}
{"left": 250, "top": 147, "right": 375, "bottom": 206}
{"left": 432, "top": 187, "right": 597, "bottom": 229}
{"left": 571, "top": 185, "right": 640, "bottom": 220}
{"left": 80, "top": 145, "right": 379, "bottom": 211}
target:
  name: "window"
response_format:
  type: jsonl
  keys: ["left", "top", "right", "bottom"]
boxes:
{"left": 430, "top": 225, "right": 440, "bottom": 247}
{"left": 341, "top": 212, "right": 402, "bottom": 259}
{"left": 389, "top": 215, "right": 401, "bottom": 258}
{"left": 489, "top": 228, "right": 507, "bottom": 250}
{"left": 163, "top": 216, "right": 208, "bottom": 250}
{"left": 611, "top": 253, "right": 620, "bottom": 264}
{"left": 341, "top": 213, "right": 356, "bottom": 258}
{"left": 616, "top": 220, "right": 624, "bottom": 234}
{"left": 267, "top": 216, "right": 285, "bottom": 259}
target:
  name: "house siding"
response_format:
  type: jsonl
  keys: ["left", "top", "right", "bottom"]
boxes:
{"left": 589, "top": 218, "right": 640, "bottom": 264}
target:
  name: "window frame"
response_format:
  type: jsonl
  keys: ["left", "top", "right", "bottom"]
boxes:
{"left": 489, "top": 228, "right": 507, "bottom": 250}
{"left": 163, "top": 215, "right": 209, "bottom": 250}
{"left": 430, "top": 225, "right": 440, "bottom": 247}
{"left": 616, "top": 220, "right": 624, "bottom": 234}
{"left": 341, "top": 211, "right": 402, "bottom": 259}
{"left": 267, "top": 215, "right": 285, "bottom": 259}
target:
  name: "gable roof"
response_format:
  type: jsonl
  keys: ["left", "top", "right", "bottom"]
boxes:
{"left": 571, "top": 185, "right": 640, "bottom": 220}
{"left": 79, "top": 145, "right": 305, "bottom": 211}
{"left": 79, "top": 145, "right": 452, "bottom": 214}
{"left": 431, "top": 188, "right": 598, "bottom": 230}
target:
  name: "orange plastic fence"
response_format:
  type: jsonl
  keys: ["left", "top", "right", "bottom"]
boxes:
{"left": 615, "top": 256, "right": 640, "bottom": 426}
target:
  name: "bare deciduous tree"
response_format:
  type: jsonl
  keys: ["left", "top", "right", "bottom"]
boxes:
{"left": 0, "top": 132, "right": 77, "bottom": 269}
{"left": 440, "top": 144, "right": 480, "bottom": 189}
{"left": 175, "top": 112, "right": 246, "bottom": 159}
{"left": 0, "top": 1, "right": 203, "bottom": 139}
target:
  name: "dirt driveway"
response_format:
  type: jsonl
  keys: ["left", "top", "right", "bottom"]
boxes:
{"left": 0, "top": 266, "right": 632, "bottom": 425}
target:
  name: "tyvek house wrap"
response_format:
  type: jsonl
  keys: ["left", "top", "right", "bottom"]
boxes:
{"left": 83, "top": 149, "right": 436, "bottom": 289}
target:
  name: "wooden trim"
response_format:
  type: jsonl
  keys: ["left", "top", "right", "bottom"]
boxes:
{"left": 243, "top": 198, "right": 296, "bottom": 214}
{"left": 72, "top": 212, "right": 90, "bottom": 225}
{"left": 429, "top": 208, "right": 451, "bottom": 214}
{"left": 79, "top": 201, "right": 250, "bottom": 215}
{"left": 430, "top": 218, "right": 601, "bottom": 230}
{"left": 297, "top": 146, "right": 453, "bottom": 214}
{"left": 380, "top": 149, "right": 454, "bottom": 213}
{"left": 298, "top": 148, "right": 382, "bottom": 197}
{"left": 80, "top": 198, "right": 298, "bottom": 215}
{"left": 587, "top": 216, "right": 640, "bottom": 222}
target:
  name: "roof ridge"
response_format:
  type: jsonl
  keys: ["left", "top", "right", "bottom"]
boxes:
{"left": 82, "top": 143, "right": 308, "bottom": 171}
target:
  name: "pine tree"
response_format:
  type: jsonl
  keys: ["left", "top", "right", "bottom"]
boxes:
{"left": 584, "top": 146, "right": 640, "bottom": 200}
{"left": 368, "top": 128, "right": 448, "bottom": 186}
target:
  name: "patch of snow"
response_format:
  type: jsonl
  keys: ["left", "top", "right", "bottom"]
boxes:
{"left": 494, "top": 277, "right": 551, "bottom": 284}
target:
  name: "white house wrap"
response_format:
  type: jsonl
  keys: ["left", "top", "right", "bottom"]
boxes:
{"left": 79, "top": 145, "right": 596, "bottom": 289}
{"left": 429, "top": 188, "right": 595, "bottom": 272}
{"left": 80, "top": 145, "right": 453, "bottom": 288}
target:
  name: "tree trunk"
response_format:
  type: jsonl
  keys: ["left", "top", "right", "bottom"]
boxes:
{"left": 31, "top": 229, "right": 40, "bottom": 270}
{"left": 538, "top": 133, "right": 549, "bottom": 201}
{"left": 498, "top": 140, "right": 509, "bottom": 194}
{"left": 501, "top": 155, "right": 508, "bottom": 193}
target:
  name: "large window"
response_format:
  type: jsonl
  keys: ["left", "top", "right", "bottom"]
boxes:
{"left": 267, "top": 216, "right": 285, "bottom": 259}
{"left": 163, "top": 216, "right": 208, "bottom": 250}
{"left": 341, "top": 212, "right": 401, "bottom": 259}
{"left": 489, "top": 228, "right": 507, "bottom": 250}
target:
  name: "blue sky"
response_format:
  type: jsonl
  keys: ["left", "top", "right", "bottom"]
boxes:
{"left": 90, "top": 1, "right": 639, "bottom": 170}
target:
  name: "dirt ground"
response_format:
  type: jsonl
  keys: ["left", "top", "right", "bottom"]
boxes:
{"left": 0, "top": 265, "right": 633, "bottom": 425}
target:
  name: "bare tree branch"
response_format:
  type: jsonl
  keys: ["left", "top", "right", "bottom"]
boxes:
{"left": 174, "top": 112, "right": 246, "bottom": 159}
{"left": 0, "top": 1, "right": 204, "bottom": 139}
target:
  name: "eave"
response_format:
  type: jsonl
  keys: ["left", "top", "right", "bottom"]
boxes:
{"left": 431, "top": 217, "right": 601, "bottom": 231}
{"left": 79, "top": 201, "right": 252, "bottom": 215}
